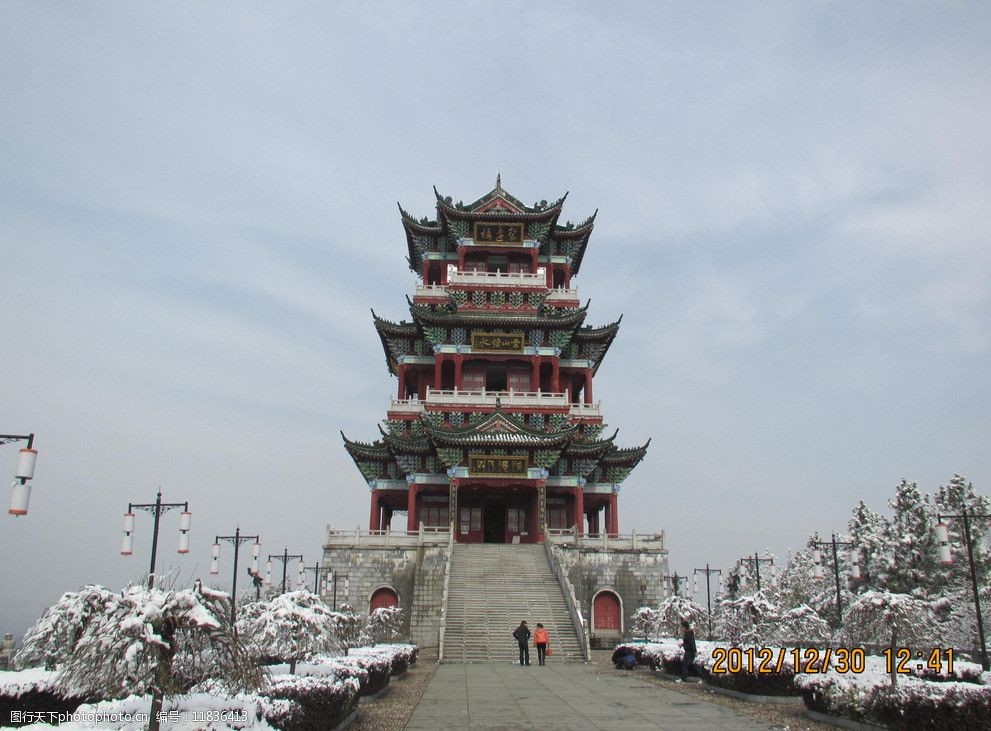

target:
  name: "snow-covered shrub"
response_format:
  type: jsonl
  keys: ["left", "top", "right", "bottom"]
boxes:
{"left": 770, "top": 605, "right": 832, "bottom": 646}
{"left": 630, "top": 607, "right": 660, "bottom": 640}
{"left": 364, "top": 606, "right": 403, "bottom": 645}
{"left": 656, "top": 596, "right": 708, "bottom": 638}
{"left": 715, "top": 591, "right": 779, "bottom": 645}
{"left": 348, "top": 644, "right": 418, "bottom": 675}
{"left": 336, "top": 653, "right": 391, "bottom": 696}
{"left": 329, "top": 605, "right": 366, "bottom": 656}
{"left": 69, "top": 692, "right": 297, "bottom": 730}
{"left": 840, "top": 591, "right": 939, "bottom": 687}
{"left": 693, "top": 642, "right": 802, "bottom": 697}
{"left": 39, "top": 582, "right": 264, "bottom": 730}
{"left": 799, "top": 670, "right": 991, "bottom": 730}
{"left": 17, "top": 586, "right": 119, "bottom": 669}
{"left": 264, "top": 675, "right": 360, "bottom": 731}
{"left": 0, "top": 668, "right": 92, "bottom": 725}
{"left": 237, "top": 591, "right": 338, "bottom": 673}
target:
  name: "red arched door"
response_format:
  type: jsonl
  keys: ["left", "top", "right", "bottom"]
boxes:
{"left": 370, "top": 587, "right": 399, "bottom": 612}
{"left": 593, "top": 591, "right": 621, "bottom": 632}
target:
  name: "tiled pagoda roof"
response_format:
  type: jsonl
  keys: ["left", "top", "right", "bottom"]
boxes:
{"left": 372, "top": 310, "right": 420, "bottom": 375}
{"left": 570, "top": 316, "right": 621, "bottom": 373}
{"left": 408, "top": 300, "right": 590, "bottom": 329}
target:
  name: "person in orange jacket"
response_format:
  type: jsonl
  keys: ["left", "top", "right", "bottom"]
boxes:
{"left": 533, "top": 623, "right": 550, "bottom": 665}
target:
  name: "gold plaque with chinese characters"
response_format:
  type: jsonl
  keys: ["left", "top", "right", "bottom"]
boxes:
{"left": 469, "top": 454, "right": 529, "bottom": 477}
{"left": 471, "top": 331, "right": 525, "bottom": 353}
{"left": 473, "top": 222, "right": 524, "bottom": 245}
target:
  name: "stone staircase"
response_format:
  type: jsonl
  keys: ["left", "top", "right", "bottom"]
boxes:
{"left": 441, "top": 543, "right": 584, "bottom": 663}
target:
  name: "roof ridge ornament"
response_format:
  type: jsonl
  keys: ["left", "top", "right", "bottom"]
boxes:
{"left": 495, "top": 172, "right": 502, "bottom": 193}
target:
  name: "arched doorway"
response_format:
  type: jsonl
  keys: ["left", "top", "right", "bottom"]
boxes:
{"left": 370, "top": 586, "right": 399, "bottom": 612}
{"left": 592, "top": 589, "right": 622, "bottom": 635}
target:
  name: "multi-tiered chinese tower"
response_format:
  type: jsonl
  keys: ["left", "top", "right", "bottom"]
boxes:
{"left": 343, "top": 178, "right": 649, "bottom": 545}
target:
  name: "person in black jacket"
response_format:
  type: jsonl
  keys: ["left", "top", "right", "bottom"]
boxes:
{"left": 512, "top": 620, "right": 531, "bottom": 666}
{"left": 680, "top": 619, "right": 697, "bottom": 681}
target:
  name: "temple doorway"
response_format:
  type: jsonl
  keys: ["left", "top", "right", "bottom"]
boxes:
{"left": 483, "top": 504, "right": 506, "bottom": 543}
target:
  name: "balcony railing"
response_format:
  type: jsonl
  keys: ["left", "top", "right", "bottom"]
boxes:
{"left": 388, "top": 388, "right": 602, "bottom": 418}
{"left": 427, "top": 387, "right": 567, "bottom": 407}
{"left": 547, "top": 529, "right": 666, "bottom": 552}
{"left": 447, "top": 269, "right": 546, "bottom": 288}
{"left": 544, "top": 287, "right": 579, "bottom": 303}
{"left": 413, "top": 283, "right": 449, "bottom": 299}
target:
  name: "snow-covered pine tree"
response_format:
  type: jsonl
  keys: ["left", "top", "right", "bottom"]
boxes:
{"left": 885, "top": 480, "right": 940, "bottom": 596}
{"left": 847, "top": 500, "right": 889, "bottom": 594}
{"left": 933, "top": 475, "right": 991, "bottom": 594}
{"left": 236, "top": 590, "right": 339, "bottom": 673}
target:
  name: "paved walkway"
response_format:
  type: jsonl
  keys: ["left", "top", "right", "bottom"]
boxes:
{"left": 404, "top": 663, "right": 775, "bottom": 730}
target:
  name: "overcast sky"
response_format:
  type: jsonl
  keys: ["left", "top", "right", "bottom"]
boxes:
{"left": 2, "top": 3, "right": 989, "bottom": 636}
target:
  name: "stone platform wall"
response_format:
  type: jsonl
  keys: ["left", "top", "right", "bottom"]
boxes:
{"left": 321, "top": 534, "right": 450, "bottom": 649}
{"left": 550, "top": 539, "right": 670, "bottom": 648}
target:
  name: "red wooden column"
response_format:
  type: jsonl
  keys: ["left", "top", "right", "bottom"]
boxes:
{"left": 584, "top": 369, "right": 593, "bottom": 404}
{"left": 406, "top": 484, "right": 419, "bottom": 532}
{"left": 458, "top": 246, "right": 466, "bottom": 270}
{"left": 551, "top": 359, "right": 560, "bottom": 392}
{"left": 454, "top": 355, "right": 463, "bottom": 390}
{"left": 397, "top": 364, "right": 407, "bottom": 399}
{"left": 529, "top": 247, "right": 538, "bottom": 273}
{"left": 531, "top": 356, "right": 541, "bottom": 390}
{"left": 574, "top": 486, "right": 584, "bottom": 535}
{"left": 607, "top": 492, "right": 619, "bottom": 535}
{"left": 369, "top": 490, "right": 381, "bottom": 531}
{"left": 588, "top": 507, "right": 599, "bottom": 535}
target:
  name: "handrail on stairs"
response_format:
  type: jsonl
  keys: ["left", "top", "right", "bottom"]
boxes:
{"left": 543, "top": 537, "right": 592, "bottom": 662}
{"left": 438, "top": 523, "right": 454, "bottom": 660}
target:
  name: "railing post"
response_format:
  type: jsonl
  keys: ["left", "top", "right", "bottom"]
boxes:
{"left": 632, "top": 530, "right": 637, "bottom": 550}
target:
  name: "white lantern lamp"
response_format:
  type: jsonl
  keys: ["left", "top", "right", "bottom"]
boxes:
{"left": 812, "top": 549, "right": 824, "bottom": 579}
{"left": 251, "top": 541, "right": 261, "bottom": 571}
{"left": 177, "top": 511, "right": 192, "bottom": 554}
{"left": 210, "top": 542, "right": 221, "bottom": 575}
{"left": 936, "top": 522, "right": 952, "bottom": 565}
{"left": 121, "top": 512, "right": 136, "bottom": 555}
{"left": 6, "top": 435, "right": 38, "bottom": 516}
{"left": 265, "top": 559, "right": 273, "bottom": 584}
{"left": 848, "top": 549, "right": 862, "bottom": 580}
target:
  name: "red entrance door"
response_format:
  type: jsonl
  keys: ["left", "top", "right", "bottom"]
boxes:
{"left": 370, "top": 587, "right": 399, "bottom": 612}
{"left": 593, "top": 591, "right": 621, "bottom": 632}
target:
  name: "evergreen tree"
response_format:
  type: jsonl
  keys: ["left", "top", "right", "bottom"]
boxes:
{"left": 933, "top": 475, "right": 991, "bottom": 595}
{"left": 884, "top": 480, "right": 939, "bottom": 595}
{"left": 847, "top": 500, "right": 889, "bottom": 593}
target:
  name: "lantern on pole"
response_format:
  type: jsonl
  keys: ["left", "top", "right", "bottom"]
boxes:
{"left": 121, "top": 512, "right": 136, "bottom": 555}
{"left": 265, "top": 559, "right": 273, "bottom": 584}
{"left": 178, "top": 511, "right": 192, "bottom": 554}
{"left": 210, "top": 542, "right": 221, "bottom": 575}
{"left": 251, "top": 541, "right": 261, "bottom": 572}
{"left": 811, "top": 548, "right": 824, "bottom": 579}
{"left": 936, "top": 522, "right": 952, "bottom": 564}
{"left": 4, "top": 434, "right": 38, "bottom": 516}
{"left": 848, "top": 549, "right": 862, "bottom": 579}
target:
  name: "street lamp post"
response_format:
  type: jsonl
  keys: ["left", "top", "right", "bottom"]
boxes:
{"left": 693, "top": 564, "right": 722, "bottom": 640}
{"left": 811, "top": 534, "right": 858, "bottom": 626}
{"left": 302, "top": 562, "right": 326, "bottom": 595}
{"left": 2, "top": 433, "right": 38, "bottom": 515}
{"left": 936, "top": 507, "right": 990, "bottom": 670}
{"left": 122, "top": 491, "right": 191, "bottom": 588}
{"left": 738, "top": 553, "right": 774, "bottom": 592}
{"left": 267, "top": 548, "right": 304, "bottom": 594}
{"left": 212, "top": 528, "right": 260, "bottom": 627}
